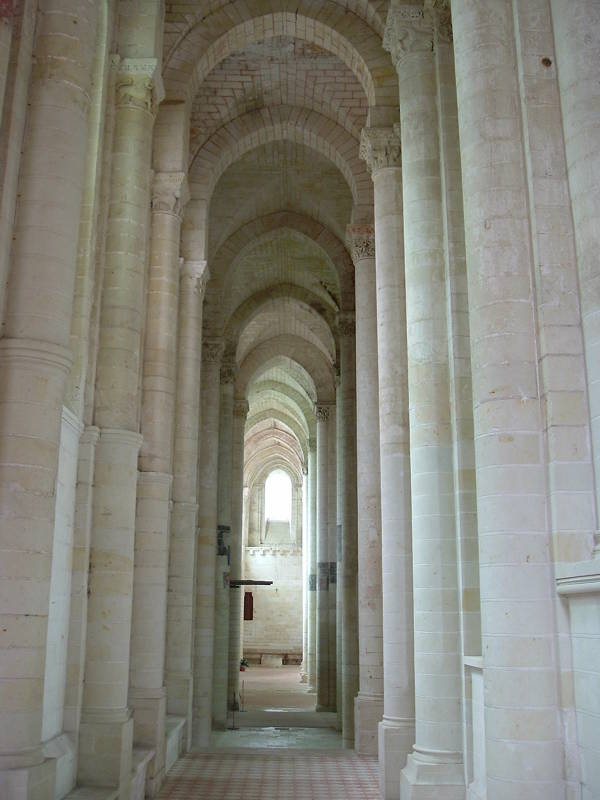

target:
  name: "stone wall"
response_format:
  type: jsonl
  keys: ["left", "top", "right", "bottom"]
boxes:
{"left": 242, "top": 545, "right": 303, "bottom": 658}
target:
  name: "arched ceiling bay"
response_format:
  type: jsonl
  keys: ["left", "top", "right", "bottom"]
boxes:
{"left": 208, "top": 141, "right": 353, "bottom": 251}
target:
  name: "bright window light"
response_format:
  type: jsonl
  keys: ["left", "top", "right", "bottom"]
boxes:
{"left": 265, "top": 469, "right": 292, "bottom": 522}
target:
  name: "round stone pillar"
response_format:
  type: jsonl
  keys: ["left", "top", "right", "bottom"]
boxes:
{"left": 79, "top": 57, "right": 160, "bottom": 793}
{"left": 193, "top": 339, "right": 223, "bottom": 746}
{"left": 347, "top": 226, "right": 384, "bottom": 757}
{"left": 338, "top": 315, "right": 359, "bottom": 747}
{"left": 228, "top": 399, "right": 249, "bottom": 707}
{"left": 316, "top": 404, "right": 332, "bottom": 711}
{"left": 551, "top": 0, "right": 600, "bottom": 555}
{"left": 384, "top": 5, "right": 464, "bottom": 797}
{"left": 129, "top": 171, "right": 187, "bottom": 792}
{"left": 452, "top": 2, "right": 565, "bottom": 797}
{"left": 212, "top": 363, "right": 235, "bottom": 727}
{"left": 307, "top": 438, "right": 318, "bottom": 693}
{"left": 360, "top": 126, "right": 415, "bottom": 799}
{"left": 327, "top": 400, "right": 337, "bottom": 714}
{"left": 167, "top": 260, "right": 209, "bottom": 749}
{"left": 0, "top": 1, "right": 97, "bottom": 792}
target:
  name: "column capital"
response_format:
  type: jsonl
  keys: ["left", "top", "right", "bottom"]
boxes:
{"left": 181, "top": 259, "right": 210, "bottom": 295}
{"left": 315, "top": 403, "right": 335, "bottom": 422}
{"left": 360, "top": 127, "right": 402, "bottom": 175}
{"left": 425, "top": 0, "right": 452, "bottom": 44}
{"left": 220, "top": 358, "right": 237, "bottom": 385}
{"left": 152, "top": 171, "right": 190, "bottom": 218}
{"left": 383, "top": 2, "right": 434, "bottom": 69}
{"left": 308, "top": 436, "right": 317, "bottom": 451}
{"left": 347, "top": 224, "right": 375, "bottom": 265}
{"left": 202, "top": 338, "right": 224, "bottom": 365}
{"left": 116, "top": 57, "right": 165, "bottom": 114}
{"left": 233, "top": 399, "right": 250, "bottom": 419}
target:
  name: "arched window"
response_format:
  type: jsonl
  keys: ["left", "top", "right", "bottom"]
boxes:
{"left": 264, "top": 469, "right": 292, "bottom": 522}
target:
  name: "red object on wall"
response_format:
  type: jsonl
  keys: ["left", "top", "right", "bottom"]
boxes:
{"left": 244, "top": 591, "right": 254, "bottom": 621}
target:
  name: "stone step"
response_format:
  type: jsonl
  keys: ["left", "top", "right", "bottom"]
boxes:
{"left": 64, "top": 788, "right": 119, "bottom": 800}
{"left": 165, "top": 716, "right": 186, "bottom": 774}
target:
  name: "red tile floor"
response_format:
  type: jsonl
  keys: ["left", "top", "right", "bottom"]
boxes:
{"left": 158, "top": 667, "right": 380, "bottom": 799}
{"left": 158, "top": 747, "right": 380, "bottom": 800}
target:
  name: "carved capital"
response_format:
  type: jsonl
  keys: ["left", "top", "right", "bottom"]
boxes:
{"left": 315, "top": 404, "right": 331, "bottom": 423}
{"left": 338, "top": 312, "right": 356, "bottom": 338}
{"left": 233, "top": 400, "right": 250, "bottom": 419}
{"left": 347, "top": 224, "right": 375, "bottom": 264}
{"left": 308, "top": 436, "right": 317, "bottom": 451}
{"left": 152, "top": 172, "right": 189, "bottom": 217}
{"left": 202, "top": 338, "right": 224, "bottom": 364}
{"left": 383, "top": 3, "right": 434, "bottom": 69}
{"left": 425, "top": 0, "right": 453, "bottom": 44}
{"left": 360, "top": 127, "right": 402, "bottom": 175}
{"left": 116, "top": 58, "right": 164, "bottom": 114}
{"left": 220, "top": 359, "right": 237, "bottom": 385}
{"left": 181, "top": 260, "right": 209, "bottom": 296}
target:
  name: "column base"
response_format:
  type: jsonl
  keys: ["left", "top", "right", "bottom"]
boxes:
{"left": 166, "top": 671, "right": 193, "bottom": 752}
{"left": 316, "top": 704, "right": 336, "bottom": 713}
{"left": 378, "top": 716, "right": 415, "bottom": 800}
{"left": 78, "top": 710, "right": 134, "bottom": 795}
{"left": 354, "top": 693, "right": 383, "bottom": 756}
{"left": 0, "top": 759, "right": 55, "bottom": 800}
{"left": 400, "top": 749, "right": 465, "bottom": 800}
{"left": 129, "top": 688, "right": 166, "bottom": 797}
{"left": 191, "top": 712, "right": 212, "bottom": 749}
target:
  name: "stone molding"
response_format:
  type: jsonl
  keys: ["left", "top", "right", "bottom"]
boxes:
{"left": 556, "top": 560, "right": 600, "bottom": 596}
{"left": 347, "top": 224, "right": 375, "bottom": 264}
{"left": 98, "top": 428, "right": 143, "bottom": 449}
{"left": 383, "top": 3, "right": 434, "bottom": 68}
{"left": 152, "top": 171, "right": 189, "bottom": 218}
{"left": 202, "top": 338, "right": 224, "bottom": 365}
{"left": 0, "top": 337, "right": 72, "bottom": 374}
{"left": 233, "top": 400, "right": 250, "bottom": 419}
{"left": 137, "top": 470, "right": 173, "bottom": 488}
{"left": 116, "top": 58, "right": 164, "bottom": 114}
{"left": 360, "top": 127, "right": 402, "bottom": 175}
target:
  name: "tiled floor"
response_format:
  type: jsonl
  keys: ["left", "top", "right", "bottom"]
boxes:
{"left": 158, "top": 728, "right": 380, "bottom": 799}
{"left": 158, "top": 748, "right": 379, "bottom": 799}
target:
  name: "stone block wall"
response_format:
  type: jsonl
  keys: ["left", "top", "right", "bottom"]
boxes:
{"left": 243, "top": 545, "right": 303, "bottom": 657}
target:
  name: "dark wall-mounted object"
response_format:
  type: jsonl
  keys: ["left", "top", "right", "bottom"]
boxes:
{"left": 244, "top": 591, "right": 254, "bottom": 621}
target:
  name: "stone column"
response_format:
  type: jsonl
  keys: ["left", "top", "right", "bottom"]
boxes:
{"left": 129, "top": 171, "right": 187, "bottom": 793}
{"left": 307, "top": 438, "right": 318, "bottom": 693}
{"left": 300, "top": 467, "right": 309, "bottom": 682}
{"left": 166, "top": 260, "right": 209, "bottom": 750}
{"left": 228, "top": 399, "right": 249, "bottom": 706}
{"left": 551, "top": 0, "right": 600, "bottom": 554}
{"left": 0, "top": 1, "right": 96, "bottom": 794}
{"left": 338, "top": 315, "right": 359, "bottom": 747}
{"left": 335, "top": 385, "right": 343, "bottom": 732}
{"left": 384, "top": 6, "right": 464, "bottom": 797}
{"left": 452, "top": 2, "right": 565, "bottom": 797}
{"left": 360, "top": 126, "right": 415, "bottom": 799}
{"left": 79, "top": 57, "right": 160, "bottom": 793}
{"left": 348, "top": 226, "right": 384, "bottom": 757}
{"left": 316, "top": 404, "right": 332, "bottom": 711}
{"left": 193, "top": 339, "right": 223, "bottom": 746}
{"left": 212, "top": 363, "right": 235, "bottom": 727}
{"left": 327, "top": 402, "right": 337, "bottom": 714}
